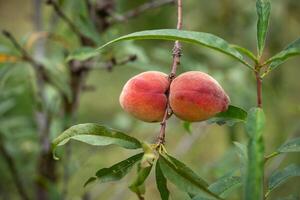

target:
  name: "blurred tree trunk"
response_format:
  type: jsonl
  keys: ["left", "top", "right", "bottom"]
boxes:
{"left": 32, "top": 0, "right": 58, "bottom": 199}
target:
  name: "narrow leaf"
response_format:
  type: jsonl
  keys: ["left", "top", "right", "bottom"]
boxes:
{"left": 265, "top": 38, "right": 300, "bottom": 73}
{"left": 52, "top": 123, "right": 141, "bottom": 160}
{"left": 278, "top": 137, "right": 300, "bottom": 153}
{"left": 97, "top": 29, "right": 252, "bottom": 69}
{"left": 233, "top": 142, "right": 248, "bottom": 177}
{"left": 158, "top": 154, "right": 221, "bottom": 199}
{"left": 84, "top": 153, "right": 143, "bottom": 187}
{"left": 129, "top": 163, "right": 152, "bottom": 198}
{"left": 268, "top": 164, "right": 300, "bottom": 194}
{"left": 66, "top": 47, "right": 98, "bottom": 62}
{"left": 208, "top": 105, "right": 247, "bottom": 126}
{"left": 156, "top": 161, "right": 169, "bottom": 200}
{"left": 256, "top": 0, "right": 271, "bottom": 56}
{"left": 231, "top": 44, "right": 258, "bottom": 63}
{"left": 192, "top": 175, "right": 241, "bottom": 200}
{"left": 167, "top": 155, "right": 209, "bottom": 187}
{"left": 208, "top": 176, "right": 241, "bottom": 197}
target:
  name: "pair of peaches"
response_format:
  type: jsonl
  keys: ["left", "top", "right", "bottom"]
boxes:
{"left": 120, "top": 71, "right": 230, "bottom": 123}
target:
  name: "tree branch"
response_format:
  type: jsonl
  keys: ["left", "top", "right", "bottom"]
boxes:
{"left": 157, "top": 0, "right": 182, "bottom": 145}
{"left": 46, "top": 0, "right": 95, "bottom": 46}
{"left": 110, "top": 0, "right": 176, "bottom": 23}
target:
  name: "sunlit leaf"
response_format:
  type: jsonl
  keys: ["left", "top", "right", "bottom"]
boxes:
{"left": 158, "top": 154, "right": 221, "bottom": 199}
{"left": 52, "top": 123, "right": 142, "bottom": 160}
{"left": 156, "top": 161, "right": 169, "bottom": 200}
{"left": 97, "top": 29, "right": 252, "bottom": 69}
{"left": 208, "top": 105, "right": 247, "bottom": 126}
{"left": 140, "top": 143, "right": 157, "bottom": 168}
{"left": 267, "top": 164, "right": 300, "bottom": 195}
{"left": 84, "top": 153, "right": 143, "bottom": 187}
{"left": 256, "top": 0, "right": 271, "bottom": 56}
{"left": 277, "top": 137, "right": 300, "bottom": 153}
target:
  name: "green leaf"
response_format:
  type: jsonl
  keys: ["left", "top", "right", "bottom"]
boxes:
{"left": 158, "top": 154, "right": 221, "bottom": 200}
{"left": 230, "top": 44, "right": 258, "bottom": 63}
{"left": 208, "top": 176, "right": 241, "bottom": 197}
{"left": 264, "top": 38, "right": 300, "bottom": 73}
{"left": 97, "top": 29, "right": 252, "bottom": 69}
{"left": 192, "top": 175, "right": 241, "bottom": 200}
{"left": 256, "top": 0, "right": 271, "bottom": 56}
{"left": 167, "top": 155, "right": 209, "bottom": 187}
{"left": 278, "top": 137, "right": 300, "bottom": 153}
{"left": 155, "top": 161, "right": 170, "bottom": 200}
{"left": 267, "top": 164, "right": 300, "bottom": 195}
{"left": 208, "top": 105, "right": 248, "bottom": 126}
{"left": 233, "top": 142, "right": 248, "bottom": 177}
{"left": 84, "top": 153, "right": 143, "bottom": 187}
{"left": 244, "top": 108, "right": 265, "bottom": 200}
{"left": 245, "top": 108, "right": 265, "bottom": 139}
{"left": 140, "top": 143, "right": 157, "bottom": 167}
{"left": 66, "top": 47, "right": 98, "bottom": 62}
{"left": 129, "top": 163, "right": 153, "bottom": 198}
{"left": 183, "top": 121, "right": 192, "bottom": 134}
{"left": 52, "top": 123, "right": 141, "bottom": 160}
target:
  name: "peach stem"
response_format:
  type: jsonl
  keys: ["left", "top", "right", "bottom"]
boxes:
{"left": 157, "top": 0, "right": 182, "bottom": 145}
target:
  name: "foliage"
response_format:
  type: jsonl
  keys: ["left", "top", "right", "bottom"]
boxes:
{"left": 0, "top": 0, "right": 300, "bottom": 200}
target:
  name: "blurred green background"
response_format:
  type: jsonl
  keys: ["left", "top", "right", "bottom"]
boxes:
{"left": 0, "top": 0, "right": 300, "bottom": 199}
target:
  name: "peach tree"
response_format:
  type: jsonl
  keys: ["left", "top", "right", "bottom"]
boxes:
{"left": 52, "top": 0, "right": 300, "bottom": 200}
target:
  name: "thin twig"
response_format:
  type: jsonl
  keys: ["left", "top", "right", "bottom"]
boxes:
{"left": 157, "top": 0, "right": 182, "bottom": 145}
{"left": 46, "top": 0, "right": 94, "bottom": 46}
{"left": 255, "top": 70, "right": 262, "bottom": 108}
{"left": 110, "top": 0, "right": 176, "bottom": 23}
{"left": 0, "top": 134, "right": 30, "bottom": 200}
{"left": 2, "top": 30, "right": 36, "bottom": 65}
{"left": 46, "top": 0, "right": 81, "bottom": 38}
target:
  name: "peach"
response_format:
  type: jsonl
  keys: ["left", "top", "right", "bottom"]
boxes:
{"left": 169, "top": 71, "right": 230, "bottom": 122}
{"left": 119, "top": 71, "right": 169, "bottom": 122}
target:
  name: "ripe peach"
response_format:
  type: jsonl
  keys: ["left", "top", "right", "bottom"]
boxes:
{"left": 119, "top": 71, "right": 169, "bottom": 122}
{"left": 169, "top": 71, "right": 230, "bottom": 122}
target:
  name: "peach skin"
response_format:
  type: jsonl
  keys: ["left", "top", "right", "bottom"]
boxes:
{"left": 119, "top": 71, "right": 169, "bottom": 122}
{"left": 169, "top": 71, "right": 230, "bottom": 122}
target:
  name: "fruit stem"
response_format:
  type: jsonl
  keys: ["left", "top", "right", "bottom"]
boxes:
{"left": 255, "top": 70, "right": 262, "bottom": 108}
{"left": 157, "top": 0, "right": 182, "bottom": 145}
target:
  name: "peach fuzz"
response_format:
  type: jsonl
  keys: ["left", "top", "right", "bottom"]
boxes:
{"left": 119, "top": 71, "right": 169, "bottom": 122}
{"left": 169, "top": 71, "right": 230, "bottom": 122}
